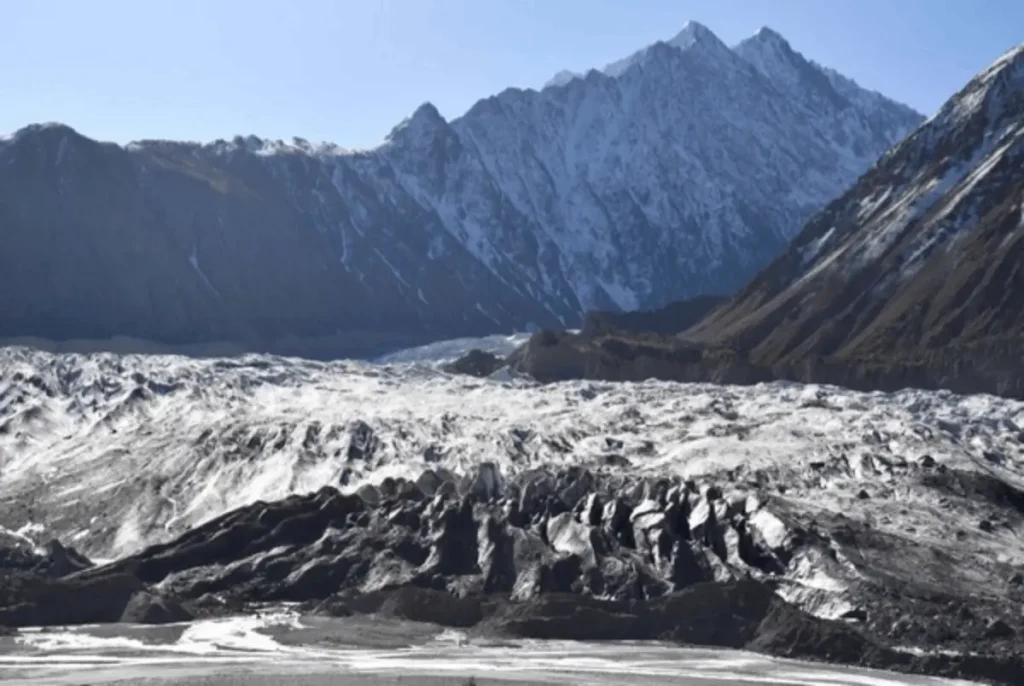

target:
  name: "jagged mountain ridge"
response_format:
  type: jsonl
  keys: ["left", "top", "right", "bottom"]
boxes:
{"left": 687, "top": 42, "right": 1024, "bottom": 380}
{"left": 0, "top": 22, "right": 921, "bottom": 354}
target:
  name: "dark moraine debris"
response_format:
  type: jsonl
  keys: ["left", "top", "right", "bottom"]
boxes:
{"left": 2, "top": 462, "right": 1021, "bottom": 685}
{"left": 120, "top": 591, "right": 193, "bottom": 624}
{"left": 0, "top": 564, "right": 192, "bottom": 628}
{"left": 442, "top": 349, "right": 506, "bottom": 378}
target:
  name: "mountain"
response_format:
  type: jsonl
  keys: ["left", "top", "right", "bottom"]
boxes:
{"left": 507, "top": 43, "right": 1024, "bottom": 398}
{"left": 685, "top": 42, "right": 1024, "bottom": 393}
{"left": 0, "top": 23, "right": 921, "bottom": 356}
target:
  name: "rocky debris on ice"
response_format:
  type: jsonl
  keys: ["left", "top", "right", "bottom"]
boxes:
{"left": 3, "top": 461, "right": 1021, "bottom": 683}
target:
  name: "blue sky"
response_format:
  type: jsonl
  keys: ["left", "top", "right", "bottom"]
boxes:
{"left": 3, "top": 0, "right": 1021, "bottom": 148}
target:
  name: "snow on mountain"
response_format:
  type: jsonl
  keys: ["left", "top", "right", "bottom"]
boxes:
{"left": 687, "top": 42, "right": 1024, "bottom": 377}
{"left": 451, "top": 22, "right": 922, "bottom": 313}
{"left": 0, "top": 24, "right": 921, "bottom": 352}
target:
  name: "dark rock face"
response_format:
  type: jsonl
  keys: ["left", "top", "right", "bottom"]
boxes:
{"left": 510, "top": 328, "right": 1024, "bottom": 400}
{"left": 0, "top": 540, "right": 192, "bottom": 627}
{"left": 119, "top": 591, "right": 193, "bottom": 624}
{"left": 0, "top": 570, "right": 136, "bottom": 627}
{"left": 44, "top": 539, "right": 93, "bottom": 577}
{"left": 506, "top": 330, "right": 768, "bottom": 386}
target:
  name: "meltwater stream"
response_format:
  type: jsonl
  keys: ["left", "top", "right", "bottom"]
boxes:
{"left": 0, "top": 611, "right": 972, "bottom": 686}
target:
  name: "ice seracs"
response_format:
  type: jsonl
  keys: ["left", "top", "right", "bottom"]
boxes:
{"left": 2, "top": 345, "right": 1023, "bottom": 564}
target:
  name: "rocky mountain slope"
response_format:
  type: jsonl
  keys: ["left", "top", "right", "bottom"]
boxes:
{"left": 0, "top": 23, "right": 920, "bottom": 355}
{"left": 1, "top": 347, "right": 1022, "bottom": 682}
{"left": 686, "top": 44, "right": 1024, "bottom": 374}
{"left": 514, "top": 42, "right": 1024, "bottom": 399}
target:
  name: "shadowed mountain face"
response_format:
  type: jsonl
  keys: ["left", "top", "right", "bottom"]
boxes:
{"left": 0, "top": 23, "right": 920, "bottom": 354}
{"left": 581, "top": 295, "right": 726, "bottom": 337}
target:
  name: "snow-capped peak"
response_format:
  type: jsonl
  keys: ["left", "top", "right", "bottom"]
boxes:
{"left": 734, "top": 27, "right": 813, "bottom": 84}
{"left": 668, "top": 20, "right": 722, "bottom": 50}
{"left": 604, "top": 20, "right": 734, "bottom": 78}
{"left": 751, "top": 26, "right": 791, "bottom": 49}
{"left": 921, "top": 41, "right": 1024, "bottom": 135}
{"left": 732, "top": 26, "right": 858, "bottom": 114}
{"left": 984, "top": 42, "right": 1024, "bottom": 78}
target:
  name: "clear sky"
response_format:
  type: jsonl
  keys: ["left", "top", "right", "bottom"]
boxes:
{"left": 3, "top": 0, "right": 1021, "bottom": 149}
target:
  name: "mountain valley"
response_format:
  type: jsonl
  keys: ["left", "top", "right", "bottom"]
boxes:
{"left": 3, "top": 19, "right": 1024, "bottom": 686}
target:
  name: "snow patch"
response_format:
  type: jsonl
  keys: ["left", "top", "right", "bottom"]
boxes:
{"left": 187, "top": 245, "right": 220, "bottom": 297}
{"left": 800, "top": 227, "right": 836, "bottom": 265}
{"left": 372, "top": 248, "right": 411, "bottom": 290}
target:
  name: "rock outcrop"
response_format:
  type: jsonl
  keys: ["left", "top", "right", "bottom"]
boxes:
{"left": 0, "top": 538, "right": 191, "bottom": 627}
{"left": 508, "top": 328, "right": 1024, "bottom": 398}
